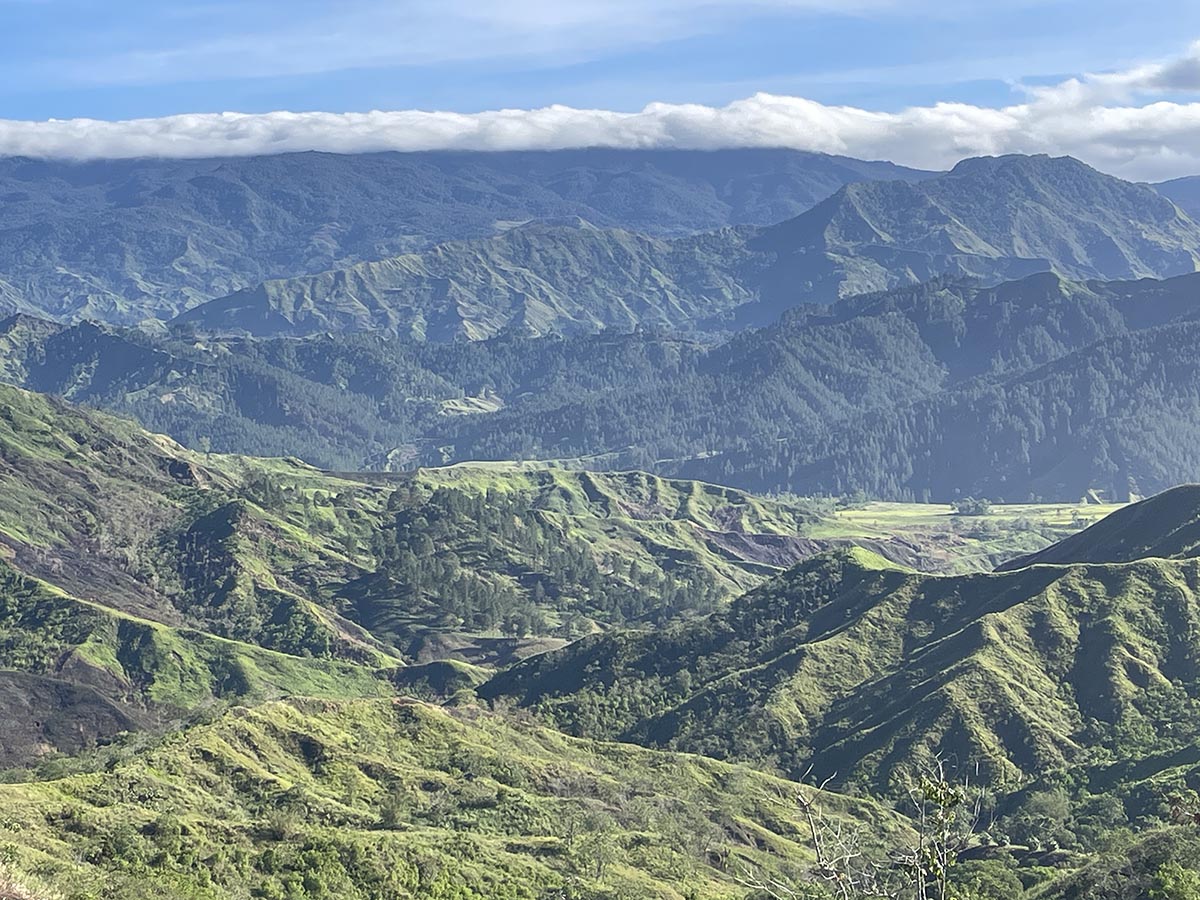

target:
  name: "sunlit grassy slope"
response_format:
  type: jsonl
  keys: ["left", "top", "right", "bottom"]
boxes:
{"left": 0, "top": 697, "right": 904, "bottom": 900}
{"left": 808, "top": 498, "right": 1123, "bottom": 573}
{"left": 483, "top": 489, "right": 1200, "bottom": 797}
{"left": 0, "top": 379, "right": 1127, "bottom": 779}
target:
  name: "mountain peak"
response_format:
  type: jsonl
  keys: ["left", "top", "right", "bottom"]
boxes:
{"left": 0, "top": 313, "right": 62, "bottom": 336}
{"left": 947, "top": 153, "right": 1094, "bottom": 177}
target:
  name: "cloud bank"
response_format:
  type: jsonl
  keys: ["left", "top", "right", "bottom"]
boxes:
{"left": 11, "top": 42, "right": 1200, "bottom": 181}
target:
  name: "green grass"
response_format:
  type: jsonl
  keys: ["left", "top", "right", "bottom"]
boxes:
{"left": 0, "top": 559, "right": 392, "bottom": 724}
{"left": 483, "top": 526, "right": 1200, "bottom": 796}
{"left": 0, "top": 697, "right": 906, "bottom": 900}
{"left": 809, "top": 499, "right": 1123, "bottom": 573}
{"left": 413, "top": 464, "right": 819, "bottom": 598}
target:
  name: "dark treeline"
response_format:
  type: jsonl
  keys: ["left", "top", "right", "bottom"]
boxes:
{"left": 7, "top": 268, "right": 1200, "bottom": 501}
{"left": 355, "top": 482, "right": 724, "bottom": 644}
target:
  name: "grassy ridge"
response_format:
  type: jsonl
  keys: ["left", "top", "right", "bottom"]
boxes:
{"left": 482, "top": 495, "right": 1200, "bottom": 794}
{"left": 0, "top": 697, "right": 904, "bottom": 900}
{"left": 413, "top": 464, "right": 819, "bottom": 595}
{"left": 0, "top": 559, "right": 394, "bottom": 763}
{"left": 998, "top": 484, "right": 1200, "bottom": 569}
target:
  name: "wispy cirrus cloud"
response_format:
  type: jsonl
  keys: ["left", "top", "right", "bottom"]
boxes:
{"left": 21, "top": 0, "right": 915, "bottom": 89}
{"left": 10, "top": 40, "right": 1200, "bottom": 181}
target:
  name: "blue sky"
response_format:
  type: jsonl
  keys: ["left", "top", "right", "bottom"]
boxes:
{"left": 9, "top": 1, "right": 1200, "bottom": 181}
{"left": 5, "top": 0, "right": 1200, "bottom": 119}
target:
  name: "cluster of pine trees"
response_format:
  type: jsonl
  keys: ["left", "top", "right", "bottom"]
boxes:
{"left": 361, "top": 484, "right": 725, "bottom": 641}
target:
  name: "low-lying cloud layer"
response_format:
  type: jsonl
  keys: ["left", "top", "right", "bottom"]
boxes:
{"left": 10, "top": 42, "right": 1200, "bottom": 181}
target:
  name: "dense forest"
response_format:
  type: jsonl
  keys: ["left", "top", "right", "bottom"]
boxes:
{"left": 9, "top": 268, "right": 1200, "bottom": 501}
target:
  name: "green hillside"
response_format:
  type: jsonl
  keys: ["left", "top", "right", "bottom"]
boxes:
{"left": 998, "top": 486, "right": 1200, "bottom": 569}
{"left": 0, "top": 373, "right": 1094, "bottom": 663}
{"left": 482, "top": 486, "right": 1200, "bottom": 797}
{"left": 0, "top": 380, "right": 801, "bottom": 635}
{"left": 1034, "top": 828, "right": 1200, "bottom": 900}
{"left": 355, "top": 465, "right": 813, "bottom": 645}
{"left": 3, "top": 383, "right": 1200, "bottom": 895}
{"left": 0, "top": 696, "right": 903, "bottom": 900}
{"left": 0, "top": 378, "right": 1115, "bottom": 770}
{"left": 0, "top": 559, "right": 394, "bottom": 763}
{"left": 0, "top": 379, "right": 403, "bottom": 661}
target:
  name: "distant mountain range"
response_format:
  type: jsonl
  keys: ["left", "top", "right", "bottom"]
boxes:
{"left": 5, "top": 149, "right": 1200, "bottom": 502}
{"left": 170, "top": 218, "right": 760, "bottom": 340}
{"left": 0, "top": 148, "right": 929, "bottom": 324}
{"left": 758, "top": 153, "right": 1200, "bottom": 306}
{"left": 4, "top": 151, "right": 1200, "bottom": 338}
{"left": 1153, "top": 173, "right": 1200, "bottom": 219}
{"left": 173, "top": 154, "right": 1200, "bottom": 339}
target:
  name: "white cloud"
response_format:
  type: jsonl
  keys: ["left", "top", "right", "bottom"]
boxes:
{"left": 12, "top": 41, "right": 1200, "bottom": 181}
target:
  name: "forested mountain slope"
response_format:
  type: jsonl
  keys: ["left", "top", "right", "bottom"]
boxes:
{"left": 0, "top": 379, "right": 1117, "bottom": 764}
{"left": 170, "top": 219, "right": 759, "bottom": 340}
{"left": 435, "top": 271, "right": 1200, "bottom": 500}
{"left": 11, "top": 268, "right": 1200, "bottom": 501}
{"left": 0, "top": 148, "right": 929, "bottom": 324}
{"left": 0, "top": 379, "right": 831, "bottom": 756}
{"left": 482, "top": 487, "right": 1200, "bottom": 798}
{"left": 715, "top": 313, "right": 1200, "bottom": 500}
